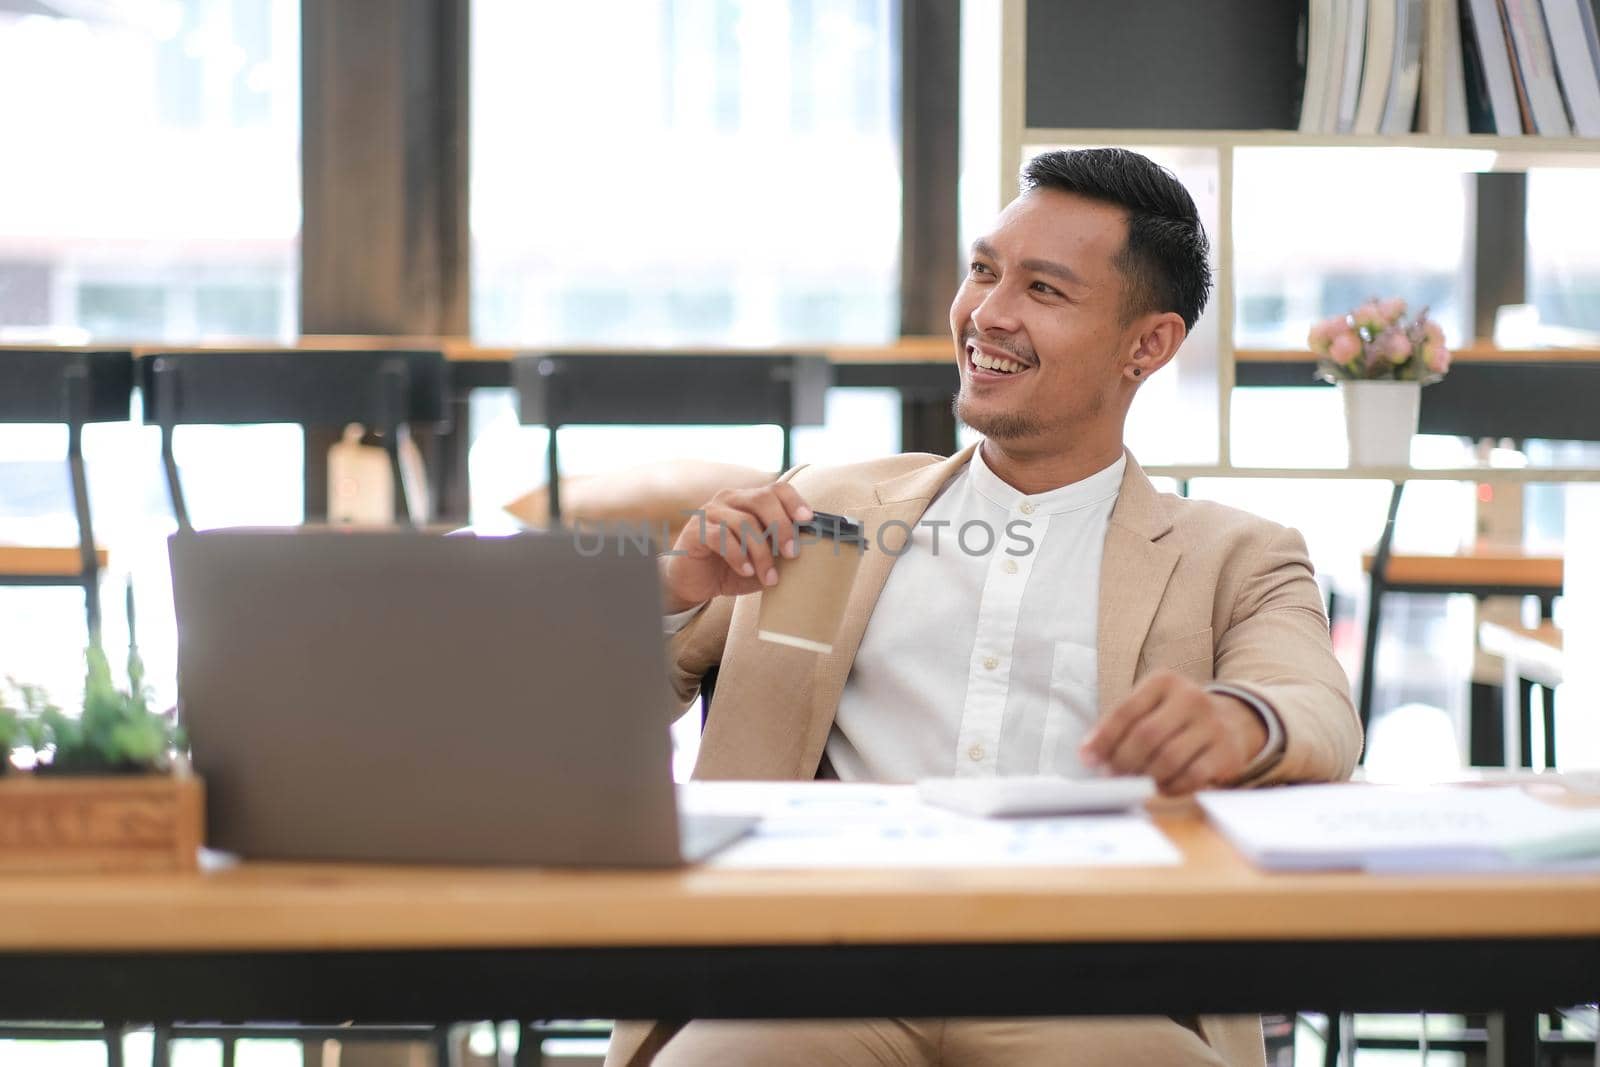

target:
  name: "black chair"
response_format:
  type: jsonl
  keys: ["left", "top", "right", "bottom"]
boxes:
{"left": 0, "top": 348, "right": 133, "bottom": 638}
{"left": 153, "top": 1022, "right": 456, "bottom": 1067}
{"left": 1333, "top": 358, "right": 1600, "bottom": 1067}
{"left": 1237, "top": 356, "right": 1600, "bottom": 764}
{"left": 1354, "top": 357, "right": 1600, "bottom": 758}
{"left": 512, "top": 352, "right": 832, "bottom": 522}
{"left": 0, "top": 1022, "right": 129, "bottom": 1066}
{"left": 141, "top": 349, "right": 450, "bottom": 528}
{"left": 140, "top": 350, "right": 453, "bottom": 1067}
{"left": 507, "top": 353, "right": 832, "bottom": 1057}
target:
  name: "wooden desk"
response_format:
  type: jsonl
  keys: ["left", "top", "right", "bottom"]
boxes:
{"left": 241, "top": 335, "right": 955, "bottom": 367}
{"left": 1360, "top": 550, "right": 1564, "bottom": 596}
{"left": 1238, "top": 346, "right": 1600, "bottom": 366}
{"left": 1480, "top": 622, "right": 1566, "bottom": 772}
{"left": 1235, "top": 346, "right": 1600, "bottom": 445}
{"left": 127, "top": 340, "right": 963, "bottom": 515}
{"left": 1355, "top": 531, "right": 1565, "bottom": 747}
{"left": 0, "top": 802, "right": 1595, "bottom": 1065}
{"left": 1478, "top": 621, "right": 1565, "bottom": 689}
{"left": 0, "top": 545, "right": 109, "bottom": 577}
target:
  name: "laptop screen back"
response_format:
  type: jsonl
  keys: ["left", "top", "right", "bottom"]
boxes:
{"left": 169, "top": 528, "right": 684, "bottom": 866}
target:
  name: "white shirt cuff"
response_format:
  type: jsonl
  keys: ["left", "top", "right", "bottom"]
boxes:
{"left": 663, "top": 601, "right": 708, "bottom": 635}
{"left": 1206, "top": 682, "right": 1285, "bottom": 779}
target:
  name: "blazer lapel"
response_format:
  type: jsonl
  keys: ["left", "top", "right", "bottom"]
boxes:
{"left": 1096, "top": 453, "right": 1180, "bottom": 715}
{"left": 794, "top": 445, "right": 978, "bottom": 777}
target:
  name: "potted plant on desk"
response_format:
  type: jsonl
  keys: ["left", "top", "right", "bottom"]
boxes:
{"left": 0, "top": 588, "right": 202, "bottom": 872}
{"left": 1308, "top": 298, "right": 1452, "bottom": 467}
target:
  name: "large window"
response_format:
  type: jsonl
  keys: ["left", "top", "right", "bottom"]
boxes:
{"left": 0, "top": 0, "right": 301, "bottom": 711}
{"left": 0, "top": 0, "right": 300, "bottom": 343}
{"left": 467, "top": 0, "right": 907, "bottom": 522}
{"left": 471, "top": 0, "right": 901, "bottom": 346}
{"left": 1528, "top": 168, "right": 1600, "bottom": 338}
{"left": 1232, "top": 148, "right": 1475, "bottom": 351}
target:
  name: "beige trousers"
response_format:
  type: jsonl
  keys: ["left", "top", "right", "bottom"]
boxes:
{"left": 618, "top": 1017, "right": 1235, "bottom": 1067}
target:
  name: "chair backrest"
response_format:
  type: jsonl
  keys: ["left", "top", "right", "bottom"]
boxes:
{"left": 140, "top": 349, "right": 449, "bottom": 431}
{"left": 512, "top": 352, "right": 831, "bottom": 429}
{"left": 0, "top": 349, "right": 133, "bottom": 425}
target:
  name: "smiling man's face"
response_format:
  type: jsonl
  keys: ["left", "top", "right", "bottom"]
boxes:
{"left": 949, "top": 187, "right": 1141, "bottom": 446}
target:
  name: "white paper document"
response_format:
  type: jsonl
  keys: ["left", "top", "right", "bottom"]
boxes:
{"left": 679, "top": 781, "right": 1181, "bottom": 869}
{"left": 1198, "top": 783, "right": 1600, "bottom": 873}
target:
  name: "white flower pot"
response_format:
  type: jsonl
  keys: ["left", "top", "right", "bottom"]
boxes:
{"left": 1339, "top": 380, "right": 1420, "bottom": 468}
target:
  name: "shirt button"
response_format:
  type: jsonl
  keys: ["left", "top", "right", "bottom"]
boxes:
{"left": 1002, "top": 558, "right": 1019, "bottom": 574}
{"left": 968, "top": 744, "right": 985, "bottom": 762}
{"left": 1019, "top": 501, "right": 1036, "bottom": 515}
{"left": 982, "top": 655, "right": 999, "bottom": 670}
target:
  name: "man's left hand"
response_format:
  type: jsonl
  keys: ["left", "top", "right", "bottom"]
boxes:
{"left": 1079, "top": 672, "right": 1267, "bottom": 795}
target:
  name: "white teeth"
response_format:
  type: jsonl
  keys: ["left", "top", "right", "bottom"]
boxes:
{"left": 972, "top": 349, "right": 1025, "bottom": 374}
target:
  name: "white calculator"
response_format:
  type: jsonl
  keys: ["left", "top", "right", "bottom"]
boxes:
{"left": 917, "top": 775, "right": 1156, "bottom": 818}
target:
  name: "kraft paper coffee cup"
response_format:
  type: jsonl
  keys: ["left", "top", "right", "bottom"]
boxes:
{"left": 756, "top": 511, "right": 864, "bottom": 655}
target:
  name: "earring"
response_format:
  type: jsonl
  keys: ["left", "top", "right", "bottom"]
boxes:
{"left": 1131, "top": 367, "right": 1142, "bottom": 378}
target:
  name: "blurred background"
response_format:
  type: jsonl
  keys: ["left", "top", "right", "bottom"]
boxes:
{"left": 2, "top": 1, "right": 1600, "bottom": 1064}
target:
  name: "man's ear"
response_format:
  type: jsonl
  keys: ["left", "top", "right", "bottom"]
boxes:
{"left": 1124, "top": 312, "right": 1187, "bottom": 382}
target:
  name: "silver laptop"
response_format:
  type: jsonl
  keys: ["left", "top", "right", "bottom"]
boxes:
{"left": 168, "top": 527, "right": 755, "bottom": 867}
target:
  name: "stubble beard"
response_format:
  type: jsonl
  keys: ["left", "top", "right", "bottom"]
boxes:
{"left": 953, "top": 382, "right": 1101, "bottom": 442}
{"left": 953, "top": 390, "right": 1044, "bottom": 440}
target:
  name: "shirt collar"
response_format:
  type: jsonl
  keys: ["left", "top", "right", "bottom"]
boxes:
{"left": 967, "top": 445, "right": 1126, "bottom": 516}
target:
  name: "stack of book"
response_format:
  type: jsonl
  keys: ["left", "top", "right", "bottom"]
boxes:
{"left": 1297, "top": 0, "right": 1600, "bottom": 136}
{"left": 1199, "top": 781, "right": 1600, "bottom": 872}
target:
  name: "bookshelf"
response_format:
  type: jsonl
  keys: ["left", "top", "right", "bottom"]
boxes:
{"left": 962, "top": 0, "right": 1600, "bottom": 480}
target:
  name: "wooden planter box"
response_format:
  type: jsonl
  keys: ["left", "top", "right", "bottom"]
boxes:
{"left": 0, "top": 772, "right": 203, "bottom": 872}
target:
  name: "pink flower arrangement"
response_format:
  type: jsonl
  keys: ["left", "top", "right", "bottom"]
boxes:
{"left": 1307, "top": 298, "right": 1451, "bottom": 384}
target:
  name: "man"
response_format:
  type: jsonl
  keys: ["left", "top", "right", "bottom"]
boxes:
{"left": 608, "top": 148, "right": 1362, "bottom": 1067}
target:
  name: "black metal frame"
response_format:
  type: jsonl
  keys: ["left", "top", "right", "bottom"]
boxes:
{"left": 0, "top": 1020, "right": 610, "bottom": 1067}
{"left": 428, "top": 355, "right": 962, "bottom": 526}
{"left": 1356, "top": 482, "right": 1407, "bottom": 738}
{"left": 0, "top": 938, "right": 1594, "bottom": 1067}
{"left": 0, "top": 349, "right": 133, "bottom": 639}
{"left": 511, "top": 353, "right": 834, "bottom": 523}
{"left": 152, "top": 1022, "right": 453, "bottom": 1067}
{"left": 1357, "top": 480, "right": 1563, "bottom": 761}
{"left": 0, "top": 1023, "right": 125, "bottom": 1067}
{"left": 140, "top": 350, "right": 451, "bottom": 529}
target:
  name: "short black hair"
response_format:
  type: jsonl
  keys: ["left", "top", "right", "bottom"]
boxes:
{"left": 1020, "top": 148, "right": 1212, "bottom": 331}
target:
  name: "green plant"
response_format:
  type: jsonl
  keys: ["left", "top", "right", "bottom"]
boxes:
{"left": 7, "top": 640, "right": 183, "bottom": 776}
{"left": 0, "top": 692, "right": 19, "bottom": 772}
{"left": 1, "top": 678, "right": 55, "bottom": 766}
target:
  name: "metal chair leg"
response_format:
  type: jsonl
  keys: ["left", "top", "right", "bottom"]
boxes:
{"left": 152, "top": 359, "right": 192, "bottom": 530}
{"left": 1321, "top": 1012, "right": 1342, "bottom": 1067}
{"left": 1358, "top": 482, "right": 1407, "bottom": 748}
{"left": 151, "top": 1024, "right": 173, "bottom": 1067}
{"left": 513, "top": 1022, "right": 543, "bottom": 1067}
{"left": 1488, "top": 1009, "right": 1539, "bottom": 1067}
{"left": 103, "top": 1022, "right": 124, "bottom": 1067}
{"left": 64, "top": 366, "right": 102, "bottom": 639}
{"left": 160, "top": 426, "right": 191, "bottom": 530}
{"left": 1540, "top": 684, "right": 1558, "bottom": 770}
{"left": 545, "top": 426, "right": 562, "bottom": 525}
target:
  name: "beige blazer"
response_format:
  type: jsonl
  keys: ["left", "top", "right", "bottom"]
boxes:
{"left": 609, "top": 446, "right": 1363, "bottom": 1067}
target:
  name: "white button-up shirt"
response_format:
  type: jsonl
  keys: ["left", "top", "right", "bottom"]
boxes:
{"left": 665, "top": 451, "right": 1282, "bottom": 782}
{"left": 824, "top": 448, "right": 1126, "bottom": 782}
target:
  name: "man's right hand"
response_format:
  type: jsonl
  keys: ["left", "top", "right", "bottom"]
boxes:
{"left": 659, "top": 482, "right": 815, "bottom": 614}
